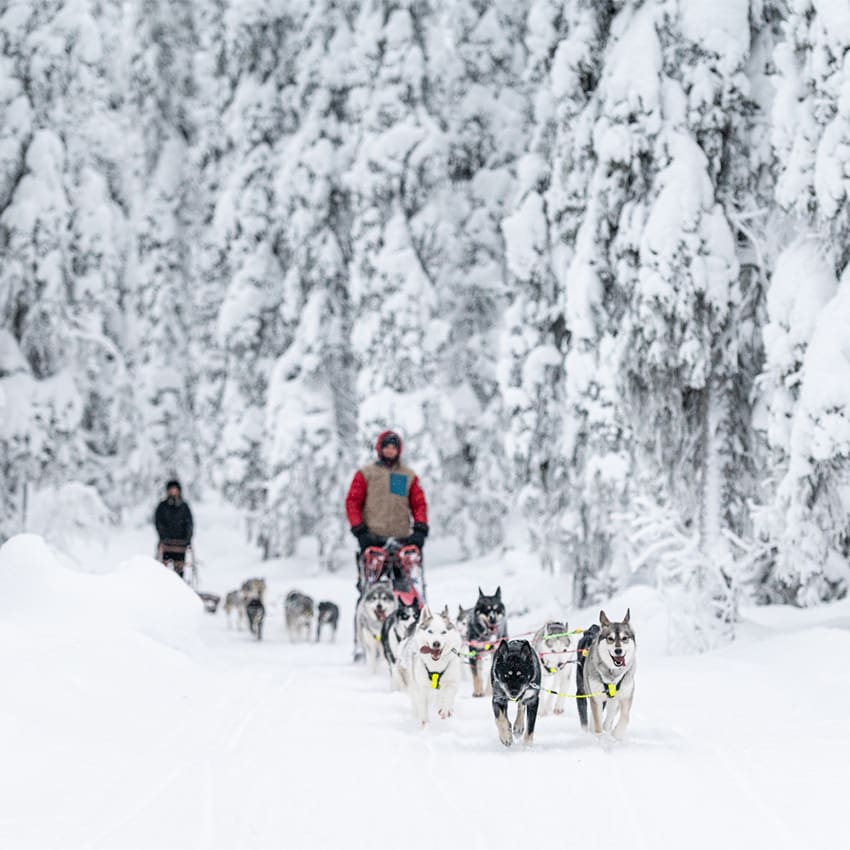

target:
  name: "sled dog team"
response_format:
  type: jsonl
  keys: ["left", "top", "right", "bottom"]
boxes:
{"left": 359, "top": 584, "right": 637, "bottom": 747}
{"left": 223, "top": 580, "right": 340, "bottom": 644}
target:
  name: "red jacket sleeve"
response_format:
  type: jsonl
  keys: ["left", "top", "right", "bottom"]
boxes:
{"left": 345, "top": 471, "right": 367, "bottom": 527}
{"left": 409, "top": 477, "right": 428, "bottom": 525}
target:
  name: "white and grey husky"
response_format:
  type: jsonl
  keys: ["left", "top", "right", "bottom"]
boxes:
{"left": 399, "top": 606, "right": 462, "bottom": 727}
{"left": 284, "top": 590, "right": 314, "bottom": 642}
{"left": 356, "top": 580, "right": 395, "bottom": 673}
{"left": 532, "top": 620, "right": 573, "bottom": 716}
{"left": 224, "top": 590, "right": 246, "bottom": 629}
{"left": 575, "top": 610, "right": 636, "bottom": 740}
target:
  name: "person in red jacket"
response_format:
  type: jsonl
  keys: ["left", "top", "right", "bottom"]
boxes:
{"left": 345, "top": 430, "right": 429, "bottom": 551}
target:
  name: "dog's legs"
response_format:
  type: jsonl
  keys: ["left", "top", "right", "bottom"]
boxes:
{"left": 513, "top": 701, "right": 526, "bottom": 738}
{"left": 554, "top": 668, "right": 569, "bottom": 715}
{"left": 483, "top": 656, "right": 493, "bottom": 697}
{"left": 493, "top": 699, "right": 512, "bottom": 747}
{"left": 410, "top": 678, "right": 429, "bottom": 727}
{"left": 575, "top": 665, "right": 589, "bottom": 730}
{"left": 438, "top": 679, "right": 458, "bottom": 719}
{"left": 613, "top": 693, "right": 632, "bottom": 739}
{"left": 523, "top": 696, "right": 539, "bottom": 746}
{"left": 603, "top": 698, "right": 617, "bottom": 735}
{"left": 471, "top": 656, "right": 484, "bottom": 698}
{"left": 589, "top": 696, "right": 604, "bottom": 735}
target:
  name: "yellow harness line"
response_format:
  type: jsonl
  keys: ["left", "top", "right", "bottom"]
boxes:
{"left": 538, "top": 682, "right": 619, "bottom": 699}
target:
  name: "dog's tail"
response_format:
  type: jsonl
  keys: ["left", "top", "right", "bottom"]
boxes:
{"left": 575, "top": 625, "right": 599, "bottom": 730}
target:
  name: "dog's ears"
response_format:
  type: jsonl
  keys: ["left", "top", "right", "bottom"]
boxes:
{"left": 599, "top": 610, "right": 610, "bottom": 627}
{"left": 521, "top": 640, "right": 535, "bottom": 659}
{"left": 623, "top": 608, "right": 630, "bottom": 624}
{"left": 478, "top": 586, "right": 484, "bottom": 598}
{"left": 440, "top": 604, "right": 450, "bottom": 620}
{"left": 495, "top": 586, "right": 502, "bottom": 600}
{"left": 420, "top": 606, "right": 433, "bottom": 625}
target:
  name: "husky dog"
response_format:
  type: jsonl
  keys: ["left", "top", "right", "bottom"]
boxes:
{"left": 399, "top": 605, "right": 462, "bottom": 726}
{"left": 381, "top": 592, "right": 421, "bottom": 689}
{"left": 285, "top": 591, "right": 314, "bottom": 642}
{"left": 224, "top": 590, "right": 247, "bottom": 629}
{"left": 246, "top": 597, "right": 265, "bottom": 641}
{"left": 467, "top": 587, "right": 508, "bottom": 697}
{"left": 532, "top": 620, "right": 573, "bottom": 716}
{"left": 315, "top": 601, "right": 340, "bottom": 643}
{"left": 241, "top": 578, "right": 267, "bottom": 601}
{"left": 575, "top": 610, "right": 636, "bottom": 739}
{"left": 491, "top": 639, "right": 542, "bottom": 748}
{"left": 456, "top": 604, "right": 472, "bottom": 640}
{"left": 356, "top": 580, "right": 395, "bottom": 672}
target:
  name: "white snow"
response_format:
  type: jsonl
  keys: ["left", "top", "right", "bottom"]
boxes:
{"left": 1, "top": 503, "right": 846, "bottom": 849}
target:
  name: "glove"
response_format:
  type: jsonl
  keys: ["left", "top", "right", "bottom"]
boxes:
{"left": 407, "top": 522, "right": 429, "bottom": 550}
{"left": 351, "top": 523, "right": 371, "bottom": 550}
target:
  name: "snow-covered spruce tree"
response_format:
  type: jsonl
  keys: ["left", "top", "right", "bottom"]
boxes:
{"left": 345, "top": 1, "right": 451, "bottom": 548}
{"left": 612, "top": 1, "right": 776, "bottom": 644}
{"left": 537, "top": 1, "right": 639, "bottom": 603}
{"left": 423, "top": 0, "right": 532, "bottom": 554}
{"left": 126, "top": 0, "right": 199, "bottom": 495}
{"left": 0, "top": 0, "right": 137, "bottom": 533}
{"left": 763, "top": 1, "right": 850, "bottom": 602}
{"left": 200, "top": 1, "right": 304, "bottom": 524}
{"left": 258, "top": 1, "right": 359, "bottom": 564}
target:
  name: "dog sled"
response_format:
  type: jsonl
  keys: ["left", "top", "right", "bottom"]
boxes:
{"left": 357, "top": 537, "right": 426, "bottom": 609}
{"left": 157, "top": 545, "right": 220, "bottom": 613}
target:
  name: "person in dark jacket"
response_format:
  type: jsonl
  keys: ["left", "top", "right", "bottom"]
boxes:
{"left": 154, "top": 480, "right": 194, "bottom": 579}
{"left": 345, "top": 430, "right": 429, "bottom": 552}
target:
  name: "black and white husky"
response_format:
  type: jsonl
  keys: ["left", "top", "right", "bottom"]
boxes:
{"left": 399, "top": 606, "right": 462, "bottom": 726}
{"left": 381, "top": 593, "right": 420, "bottom": 690}
{"left": 467, "top": 587, "right": 508, "bottom": 697}
{"left": 246, "top": 597, "right": 265, "bottom": 641}
{"left": 532, "top": 620, "right": 573, "bottom": 716}
{"left": 356, "top": 580, "right": 395, "bottom": 673}
{"left": 575, "top": 610, "right": 636, "bottom": 739}
{"left": 315, "top": 601, "right": 340, "bottom": 642}
{"left": 491, "top": 639, "right": 542, "bottom": 748}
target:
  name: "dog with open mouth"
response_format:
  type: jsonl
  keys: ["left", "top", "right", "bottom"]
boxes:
{"left": 491, "top": 639, "right": 542, "bottom": 747}
{"left": 467, "top": 587, "right": 508, "bottom": 698}
{"left": 356, "top": 579, "right": 395, "bottom": 673}
{"left": 575, "top": 609, "right": 636, "bottom": 739}
{"left": 399, "top": 605, "right": 462, "bottom": 726}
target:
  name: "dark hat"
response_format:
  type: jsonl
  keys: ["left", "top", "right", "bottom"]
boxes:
{"left": 380, "top": 433, "right": 401, "bottom": 449}
{"left": 165, "top": 479, "right": 181, "bottom": 491}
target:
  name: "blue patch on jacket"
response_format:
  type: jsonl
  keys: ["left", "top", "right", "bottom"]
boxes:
{"left": 389, "top": 473, "right": 409, "bottom": 496}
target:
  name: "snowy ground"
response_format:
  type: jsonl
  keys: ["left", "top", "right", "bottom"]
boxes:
{"left": 1, "top": 501, "right": 846, "bottom": 850}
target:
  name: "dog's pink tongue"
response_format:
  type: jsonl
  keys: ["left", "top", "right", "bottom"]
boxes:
{"left": 612, "top": 655, "right": 625, "bottom": 667}
{"left": 376, "top": 609, "right": 386, "bottom": 622}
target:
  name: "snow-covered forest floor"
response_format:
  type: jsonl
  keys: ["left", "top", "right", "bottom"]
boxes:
{"left": 1, "top": 501, "right": 845, "bottom": 850}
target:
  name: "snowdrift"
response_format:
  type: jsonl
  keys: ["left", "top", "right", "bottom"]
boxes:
{"left": 0, "top": 535, "right": 210, "bottom": 848}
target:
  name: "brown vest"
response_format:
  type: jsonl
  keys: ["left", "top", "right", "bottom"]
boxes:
{"left": 361, "top": 461, "right": 417, "bottom": 538}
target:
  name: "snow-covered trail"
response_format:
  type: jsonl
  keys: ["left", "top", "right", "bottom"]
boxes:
{"left": 1, "top": 503, "right": 846, "bottom": 850}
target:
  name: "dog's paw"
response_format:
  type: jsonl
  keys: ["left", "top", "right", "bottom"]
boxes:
{"left": 513, "top": 722, "right": 525, "bottom": 737}
{"left": 499, "top": 731, "right": 513, "bottom": 748}
{"left": 522, "top": 733, "right": 534, "bottom": 747}
{"left": 553, "top": 705, "right": 565, "bottom": 715}
{"left": 472, "top": 689, "right": 484, "bottom": 698}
